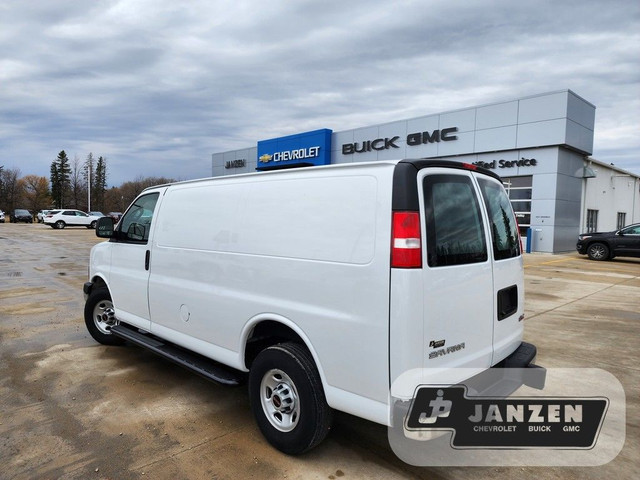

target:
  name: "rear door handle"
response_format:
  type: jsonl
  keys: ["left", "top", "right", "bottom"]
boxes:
{"left": 145, "top": 250, "right": 150, "bottom": 271}
{"left": 497, "top": 285, "right": 518, "bottom": 320}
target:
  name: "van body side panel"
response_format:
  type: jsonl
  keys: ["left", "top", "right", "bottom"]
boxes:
{"left": 389, "top": 269, "right": 424, "bottom": 389}
{"left": 89, "top": 242, "right": 112, "bottom": 285}
{"left": 147, "top": 165, "right": 395, "bottom": 406}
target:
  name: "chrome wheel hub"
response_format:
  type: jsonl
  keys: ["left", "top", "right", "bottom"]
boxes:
{"left": 93, "top": 300, "right": 117, "bottom": 334}
{"left": 260, "top": 369, "right": 300, "bottom": 432}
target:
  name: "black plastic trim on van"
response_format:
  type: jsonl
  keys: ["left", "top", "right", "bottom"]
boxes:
{"left": 109, "top": 323, "right": 245, "bottom": 386}
{"left": 391, "top": 159, "right": 502, "bottom": 211}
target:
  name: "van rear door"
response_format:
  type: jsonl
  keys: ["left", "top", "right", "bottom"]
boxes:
{"left": 418, "top": 167, "right": 494, "bottom": 370}
{"left": 474, "top": 174, "right": 524, "bottom": 364}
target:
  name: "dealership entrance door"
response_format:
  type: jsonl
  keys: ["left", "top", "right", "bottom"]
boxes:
{"left": 503, "top": 176, "right": 532, "bottom": 236}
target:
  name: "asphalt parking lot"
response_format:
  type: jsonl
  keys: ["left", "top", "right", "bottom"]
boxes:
{"left": 1, "top": 222, "right": 638, "bottom": 479}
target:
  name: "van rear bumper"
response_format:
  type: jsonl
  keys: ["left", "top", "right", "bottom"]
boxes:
{"left": 465, "top": 341, "right": 546, "bottom": 396}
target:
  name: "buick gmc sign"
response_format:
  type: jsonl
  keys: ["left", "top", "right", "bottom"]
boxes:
{"left": 257, "top": 129, "right": 332, "bottom": 171}
{"left": 342, "top": 127, "right": 458, "bottom": 154}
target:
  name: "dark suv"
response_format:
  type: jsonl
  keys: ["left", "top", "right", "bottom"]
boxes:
{"left": 577, "top": 223, "right": 640, "bottom": 260}
{"left": 10, "top": 209, "right": 33, "bottom": 223}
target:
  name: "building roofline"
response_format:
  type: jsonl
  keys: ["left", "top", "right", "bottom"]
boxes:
{"left": 586, "top": 157, "right": 640, "bottom": 179}
{"left": 335, "top": 89, "right": 594, "bottom": 133}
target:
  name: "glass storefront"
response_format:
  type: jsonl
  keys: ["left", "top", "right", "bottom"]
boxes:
{"left": 502, "top": 176, "right": 532, "bottom": 235}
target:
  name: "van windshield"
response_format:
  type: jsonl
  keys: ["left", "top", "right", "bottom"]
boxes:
{"left": 477, "top": 177, "right": 521, "bottom": 260}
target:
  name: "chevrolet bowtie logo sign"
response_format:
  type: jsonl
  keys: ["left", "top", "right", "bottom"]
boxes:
{"left": 259, "top": 154, "right": 272, "bottom": 163}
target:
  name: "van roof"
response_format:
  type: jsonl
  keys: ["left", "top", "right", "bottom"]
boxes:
{"left": 142, "top": 158, "right": 501, "bottom": 192}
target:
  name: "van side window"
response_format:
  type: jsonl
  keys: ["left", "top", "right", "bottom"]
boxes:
{"left": 477, "top": 178, "right": 521, "bottom": 260}
{"left": 423, "top": 174, "right": 487, "bottom": 267}
{"left": 118, "top": 193, "right": 160, "bottom": 243}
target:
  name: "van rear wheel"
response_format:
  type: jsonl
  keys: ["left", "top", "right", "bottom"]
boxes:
{"left": 84, "top": 287, "right": 125, "bottom": 346}
{"left": 249, "top": 342, "right": 332, "bottom": 454}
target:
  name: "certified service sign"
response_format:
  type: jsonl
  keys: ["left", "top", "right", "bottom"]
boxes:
{"left": 256, "top": 128, "right": 332, "bottom": 171}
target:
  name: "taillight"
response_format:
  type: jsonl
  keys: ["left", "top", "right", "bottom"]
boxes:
{"left": 391, "top": 211, "right": 422, "bottom": 268}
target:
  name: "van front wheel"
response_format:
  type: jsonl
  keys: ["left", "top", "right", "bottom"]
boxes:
{"left": 84, "top": 287, "right": 125, "bottom": 346}
{"left": 249, "top": 342, "right": 332, "bottom": 454}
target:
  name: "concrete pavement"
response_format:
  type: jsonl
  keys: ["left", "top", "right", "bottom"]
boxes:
{"left": 0, "top": 223, "right": 637, "bottom": 479}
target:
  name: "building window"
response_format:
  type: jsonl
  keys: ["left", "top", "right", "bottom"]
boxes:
{"left": 503, "top": 176, "right": 532, "bottom": 235}
{"left": 617, "top": 212, "right": 626, "bottom": 230}
{"left": 586, "top": 209, "right": 598, "bottom": 233}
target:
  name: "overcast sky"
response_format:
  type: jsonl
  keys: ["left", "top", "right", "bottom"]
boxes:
{"left": 1, "top": 0, "right": 639, "bottom": 186}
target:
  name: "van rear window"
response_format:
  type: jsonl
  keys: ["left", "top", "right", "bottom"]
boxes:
{"left": 477, "top": 177, "right": 521, "bottom": 260}
{"left": 423, "top": 174, "right": 487, "bottom": 267}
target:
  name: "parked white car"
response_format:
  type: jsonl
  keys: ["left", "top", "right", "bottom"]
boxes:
{"left": 44, "top": 209, "right": 102, "bottom": 229}
{"left": 0, "top": 210, "right": 4, "bottom": 223}
{"left": 37, "top": 209, "right": 53, "bottom": 222}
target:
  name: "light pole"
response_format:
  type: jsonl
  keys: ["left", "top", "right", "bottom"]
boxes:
{"left": 87, "top": 161, "right": 92, "bottom": 212}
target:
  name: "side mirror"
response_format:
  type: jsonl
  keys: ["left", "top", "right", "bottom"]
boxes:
{"left": 96, "top": 216, "right": 115, "bottom": 238}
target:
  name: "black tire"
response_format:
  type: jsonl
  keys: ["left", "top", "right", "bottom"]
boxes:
{"left": 249, "top": 342, "right": 332, "bottom": 454}
{"left": 587, "top": 242, "right": 609, "bottom": 261}
{"left": 55, "top": 220, "right": 65, "bottom": 229}
{"left": 84, "top": 286, "right": 125, "bottom": 346}
{"left": 89, "top": 220, "right": 97, "bottom": 229}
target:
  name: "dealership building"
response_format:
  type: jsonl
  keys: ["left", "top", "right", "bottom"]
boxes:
{"left": 212, "top": 90, "right": 640, "bottom": 253}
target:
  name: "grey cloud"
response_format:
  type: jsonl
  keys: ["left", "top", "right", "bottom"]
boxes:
{"left": 1, "top": 0, "right": 639, "bottom": 186}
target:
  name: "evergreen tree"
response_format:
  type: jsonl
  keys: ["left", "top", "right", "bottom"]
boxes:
{"left": 50, "top": 162, "right": 60, "bottom": 208}
{"left": 94, "top": 156, "right": 108, "bottom": 212}
{"left": 50, "top": 150, "right": 71, "bottom": 208}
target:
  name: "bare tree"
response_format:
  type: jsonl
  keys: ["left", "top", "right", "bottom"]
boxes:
{"left": 104, "top": 176, "right": 175, "bottom": 213}
{"left": 21, "top": 175, "right": 52, "bottom": 214}
{"left": 70, "top": 155, "right": 87, "bottom": 210}
{"left": 0, "top": 167, "right": 21, "bottom": 211}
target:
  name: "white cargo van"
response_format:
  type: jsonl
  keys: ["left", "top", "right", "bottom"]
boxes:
{"left": 84, "top": 159, "right": 542, "bottom": 454}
